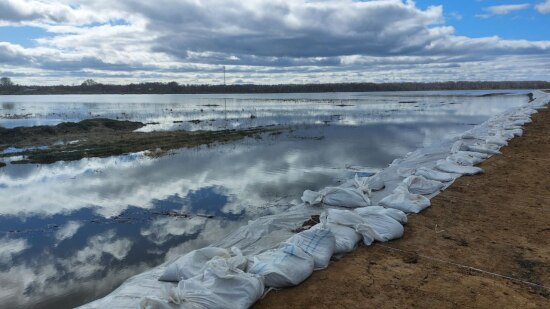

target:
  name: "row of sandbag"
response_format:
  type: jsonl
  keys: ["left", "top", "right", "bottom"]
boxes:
{"left": 140, "top": 99, "right": 543, "bottom": 309}
{"left": 298, "top": 107, "right": 538, "bottom": 215}
{"left": 140, "top": 206, "right": 408, "bottom": 309}
{"left": 301, "top": 166, "right": 453, "bottom": 214}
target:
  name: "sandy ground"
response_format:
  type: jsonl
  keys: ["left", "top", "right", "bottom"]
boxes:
{"left": 255, "top": 104, "right": 550, "bottom": 308}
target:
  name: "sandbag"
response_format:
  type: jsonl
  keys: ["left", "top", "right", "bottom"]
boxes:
{"left": 467, "top": 144, "right": 501, "bottom": 155}
{"left": 447, "top": 152, "right": 484, "bottom": 166}
{"left": 301, "top": 186, "right": 370, "bottom": 208}
{"left": 378, "top": 185, "right": 430, "bottom": 214}
{"left": 506, "top": 128, "right": 523, "bottom": 137}
{"left": 247, "top": 242, "right": 314, "bottom": 288}
{"left": 456, "top": 151, "right": 489, "bottom": 159}
{"left": 414, "top": 167, "right": 454, "bottom": 182}
{"left": 353, "top": 173, "right": 385, "bottom": 195}
{"left": 325, "top": 208, "right": 366, "bottom": 227}
{"left": 450, "top": 140, "right": 467, "bottom": 153}
{"left": 356, "top": 213, "right": 404, "bottom": 244}
{"left": 287, "top": 223, "right": 336, "bottom": 269}
{"left": 354, "top": 206, "right": 408, "bottom": 225}
{"left": 485, "top": 135, "right": 508, "bottom": 147}
{"left": 159, "top": 247, "right": 243, "bottom": 282}
{"left": 142, "top": 257, "right": 264, "bottom": 309}
{"left": 436, "top": 159, "right": 483, "bottom": 176}
{"left": 323, "top": 223, "right": 361, "bottom": 254}
{"left": 402, "top": 175, "right": 444, "bottom": 195}
{"left": 321, "top": 206, "right": 376, "bottom": 248}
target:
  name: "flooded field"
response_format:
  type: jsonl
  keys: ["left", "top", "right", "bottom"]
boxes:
{"left": 0, "top": 90, "right": 530, "bottom": 308}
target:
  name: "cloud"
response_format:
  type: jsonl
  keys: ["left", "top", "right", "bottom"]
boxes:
{"left": 0, "top": 237, "right": 30, "bottom": 264}
{"left": 448, "top": 12, "right": 463, "bottom": 20}
{"left": 0, "top": 0, "right": 99, "bottom": 24}
{"left": 483, "top": 3, "right": 530, "bottom": 16}
{"left": 67, "top": 230, "right": 133, "bottom": 278}
{"left": 0, "top": 0, "right": 549, "bottom": 84}
{"left": 536, "top": 0, "right": 550, "bottom": 14}
{"left": 55, "top": 220, "right": 83, "bottom": 243}
{"left": 141, "top": 216, "right": 207, "bottom": 245}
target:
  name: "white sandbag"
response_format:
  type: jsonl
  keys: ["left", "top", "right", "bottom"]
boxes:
{"left": 435, "top": 159, "right": 483, "bottom": 175}
{"left": 139, "top": 297, "right": 177, "bottom": 309}
{"left": 287, "top": 223, "right": 336, "bottom": 269}
{"left": 504, "top": 125, "right": 523, "bottom": 131}
{"left": 301, "top": 186, "right": 370, "bottom": 208}
{"left": 447, "top": 152, "right": 484, "bottom": 166}
{"left": 323, "top": 223, "right": 361, "bottom": 254}
{"left": 450, "top": 140, "right": 467, "bottom": 153}
{"left": 325, "top": 208, "right": 366, "bottom": 227}
{"left": 467, "top": 144, "right": 501, "bottom": 155}
{"left": 456, "top": 151, "right": 489, "bottom": 159}
{"left": 485, "top": 136, "right": 508, "bottom": 146}
{"left": 378, "top": 185, "right": 430, "bottom": 214}
{"left": 323, "top": 209, "right": 367, "bottom": 251}
{"left": 354, "top": 206, "right": 408, "bottom": 225}
{"left": 397, "top": 167, "right": 415, "bottom": 178}
{"left": 142, "top": 257, "right": 264, "bottom": 309}
{"left": 247, "top": 242, "right": 314, "bottom": 288}
{"left": 506, "top": 128, "right": 523, "bottom": 137}
{"left": 356, "top": 213, "right": 404, "bottom": 244}
{"left": 353, "top": 173, "right": 385, "bottom": 196}
{"left": 159, "top": 247, "right": 239, "bottom": 282}
{"left": 402, "top": 175, "right": 444, "bottom": 195}
{"left": 414, "top": 167, "right": 454, "bottom": 182}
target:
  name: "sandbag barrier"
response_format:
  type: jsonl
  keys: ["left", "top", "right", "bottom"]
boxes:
{"left": 79, "top": 91, "right": 550, "bottom": 309}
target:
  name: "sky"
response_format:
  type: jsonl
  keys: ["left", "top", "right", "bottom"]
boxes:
{"left": 0, "top": 0, "right": 549, "bottom": 85}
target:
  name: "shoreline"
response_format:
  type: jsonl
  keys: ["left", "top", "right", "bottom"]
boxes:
{"left": 254, "top": 103, "right": 550, "bottom": 307}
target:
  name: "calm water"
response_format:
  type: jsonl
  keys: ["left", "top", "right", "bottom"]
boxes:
{"left": 0, "top": 91, "right": 529, "bottom": 308}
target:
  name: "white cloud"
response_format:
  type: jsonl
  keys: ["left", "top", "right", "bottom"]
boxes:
{"left": 0, "top": 237, "right": 30, "bottom": 264}
{"left": 141, "top": 216, "right": 207, "bottom": 245}
{"left": 0, "top": 0, "right": 549, "bottom": 83}
{"left": 448, "top": 12, "right": 463, "bottom": 20}
{"left": 536, "top": 0, "right": 550, "bottom": 13}
{"left": 484, "top": 3, "right": 530, "bottom": 15}
{"left": 0, "top": 0, "right": 108, "bottom": 25}
{"left": 55, "top": 221, "right": 84, "bottom": 243}
{"left": 67, "top": 230, "right": 133, "bottom": 278}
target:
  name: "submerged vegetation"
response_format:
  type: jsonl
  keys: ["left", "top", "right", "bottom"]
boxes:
{"left": 0, "top": 119, "right": 282, "bottom": 165}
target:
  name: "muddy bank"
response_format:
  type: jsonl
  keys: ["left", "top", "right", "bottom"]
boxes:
{"left": 255, "top": 105, "right": 550, "bottom": 308}
{"left": 0, "top": 119, "right": 282, "bottom": 165}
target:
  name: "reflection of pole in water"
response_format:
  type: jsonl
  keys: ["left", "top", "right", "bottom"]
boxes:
{"left": 223, "top": 66, "right": 227, "bottom": 126}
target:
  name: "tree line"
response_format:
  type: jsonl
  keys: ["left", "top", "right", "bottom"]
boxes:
{"left": 0, "top": 77, "right": 549, "bottom": 95}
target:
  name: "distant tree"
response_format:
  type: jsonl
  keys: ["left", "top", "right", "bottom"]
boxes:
{"left": 0, "top": 77, "right": 14, "bottom": 87}
{"left": 81, "top": 79, "right": 99, "bottom": 87}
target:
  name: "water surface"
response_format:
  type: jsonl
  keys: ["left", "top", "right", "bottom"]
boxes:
{"left": 0, "top": 90, "right": 529, "bottom": 308}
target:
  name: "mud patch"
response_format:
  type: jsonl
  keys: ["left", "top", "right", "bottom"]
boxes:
{"left": 0, "top": 119, "right": 283, "bottom": 165}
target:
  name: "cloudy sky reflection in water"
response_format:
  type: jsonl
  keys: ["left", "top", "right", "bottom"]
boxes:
{"left": 0, "top": 91, "right": 529, "bottom": 308}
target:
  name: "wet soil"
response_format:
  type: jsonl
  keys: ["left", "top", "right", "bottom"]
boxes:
{"left": 0, "top": 118, "right": 281, "bottom": 165}
{"left": 255, "top": 104, "right": 550, "bottom": 308}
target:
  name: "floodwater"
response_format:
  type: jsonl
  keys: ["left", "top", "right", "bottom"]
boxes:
{"left": 0, "top": 90, "right": 530, "bottom": 308}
